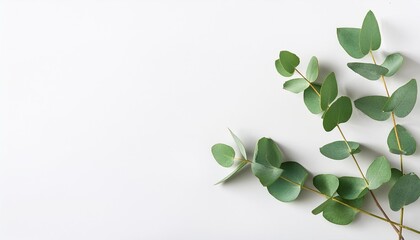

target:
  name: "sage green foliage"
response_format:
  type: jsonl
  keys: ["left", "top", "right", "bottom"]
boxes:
{"left": 366, "top": 156, "right": 391, "bottom": 190}
{"left": 268, "top": 161, "right": 308, "bottom": 202}
{"left": 383, "top": 79, "right": 417, "bottom": 118}
{"left": 347, "top": 62, "right": 388, "bottom": 80}
{"left": 215, "top": 161, "right": 248, "bottom": 185}
{"left": 354, "top": 96, "right": 391, "bottom": 121}
{"left": 322, "top": 96, "right": 353, "bottom": 132}
{"left": 337, "top": 177, "right": 368, "bottom": 200}
{"left": 311, "top": 198, "right": 333, "bottom": 215}
{"left": 320, "top": 73, "right": 338, "bottom": 110}
{"left": 279, "top": 51, "right": 300, "bottom": 75}
{"left": 382, "top": 53, "right": 403, "bottom": 77}
{"left": 387, "top": 125, "right": 416, "bottom": 155}
{"left": 283, "top": 78, "right": 309, "bottom": 93}
{"left": 211, "top": 143, "right": 235, "bottom": 167}
{"left": 306, "top": 56, "right": 319, "bottom": 82}
{"left": 252, "top": 137, "right": 284, "bottom": 186}
{"left": 252, "top": 162, "right": 283, "bottom": 187}
{"left": 318, "top": 197, "right": 365, "bottom": 225}
{"left": 304, "top": 84, "right": 322, "bottom": 114}
{"left": 213, "top": 10, "right": 420, "bottom": 237}
{"left": 320, "top": 141, "right": 360, "bottom": 160}
{"left": 389, "top": 168, "right": 403, "bottom": 188}
{"left": 360, "top": 10, "right": 381, "bottom": 54}
{"left": 229, "top": 128, "right": 247, "bottom": 159}
{"left": 337, "top": 28, "right": 364, "bottom": 59}
{"left": 275, "top": 58, "right": 293, "bottom": 77}
{"left": 389, "top": 173, "right": 420, "bottom": 211}
{"left": 313, "top": 174, "right": 339, "bottom": 197}
{"left": 337, "top": 11, "right": 381, "bottom": 59}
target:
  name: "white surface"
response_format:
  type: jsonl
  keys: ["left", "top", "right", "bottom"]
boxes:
{"left": 1, "top": 1, "right": 420, "bottom": 239}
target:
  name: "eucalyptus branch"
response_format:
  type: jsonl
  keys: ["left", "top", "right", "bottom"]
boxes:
{"left": 210, "top": 10, "right": 420, "bottom": 239}
{"left": 295, "top": 67, "right": 401, "bottom": 236}
{"left": 369, "top": 50, "right": 406, "bottom": 240}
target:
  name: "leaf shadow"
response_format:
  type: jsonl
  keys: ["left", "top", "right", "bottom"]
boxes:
{"left": 316, "top": 64, "right": 336, "bottom": 84}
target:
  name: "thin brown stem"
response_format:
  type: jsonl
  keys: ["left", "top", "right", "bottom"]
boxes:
{"left": 337, "top": 126, "right": 401, "bottom": 236}
{"left": 276, "top": 173, "right": 418, "bottom": 236}
{"left": 370, "top": 51, "right": 406, "bottom": 240}
{"left": 294, "top": 67, "right": 403, "bottom": 236}
{"left": 336, "top": 125, "right": 368, "bottom": 183}
{"left": 295, "top": 68, "right": 320, "bottom": 96}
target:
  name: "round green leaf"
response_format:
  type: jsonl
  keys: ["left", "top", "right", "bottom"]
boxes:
{"left": 337, "top": 28, "right": 365, "bottom": 59}
{"left": 251, "top": 137, "right": 284, "bottom": 186}
{"left": 306, "top": 56, "right": 319, "bottom": 82}
{"left": 228, "top": 129, "right": 247, "bottom": 160}
{"left": 354, "top": 95, "right": 390, "bottom": 121}
{"left": 320, "top": 72, "right": 338, "bottom": 110}
{"left": 382, "top": 53, "right": 403, "bottom": 77}
{"left": 211, "top": 143, "right": 235, "bottom": 167}
{"left": 347, "top": 62, "right": 388, "bottom": 80}
{"left": 253, "top": 137, "right": 283, "bottom": 167}
{"left": 304, "top": 84, "right": 322, "bottom": 114}
{"left": 322, "top": 197, "right": 365, "bottom": 225}
{"left": 320, "top": 141, "right": 360, "bottom": 160}
{"left": 323, "top": 96, "right": 353, "bottom": 132}
{"left": 387, "top": 124, "right": 416, "bottom": 155}
{"left": 283, "top": 78, "right": 310, "bottom": 93}
{"left": 389, "top": 173, "right": 420, "bottom": 211}
{"left": 280, "top": 51, "right": 300, "bottom": 75}
{"left": 337, "top": 177, "right": 368, "bottom": 200}
{"left": 389, "top": 168, "right": 403, "bottom": 188}
{"left": 383, "top": 79, "right": 417, "bottom": 118}
{"left": 360, "top": 10, "right": 381, "bottom": 54}
{"left": 366, "top": 156, "right": 391, "bottom": 190}
{"left": 313, "top": 174, "right": 339, "bottom": 197}
{"left": 252, "top": 162, "right": 283, "bottom": 187}
{"left": 275, "top": 59, "right": 293, "bottom": 77}
{"left": 267, "top": 161, "right": 308, "bottom": 202}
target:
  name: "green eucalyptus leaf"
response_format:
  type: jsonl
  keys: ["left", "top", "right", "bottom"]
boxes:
{"left": 389, "top": 173, "right": 420, "bottom": 211}
{"left": 320, "top": 141, "right": 360, "bottom": 160}
{"left": 252, "top": 162, "right": 283, "bottom": 187}
{"left": 347, "top": 63, "right": 388, "bottom": 80}
{"left": 304, "top": 84, "right": 322, "bottom": 114}
{"left": 312, "top": 198, "right": 333, "bottom": 215}
{"left": 323, "top": 96, "right": 353, "bottom": 132}
{"left": 211, "top": 143, "right": 235, "bottom": 167}
{"left": 228, "top": 129, "right": 247, "bottom": 160}
{"left": 320, "top": 73, "right": 338, "bottom": 110}
{"left": 215, "top": 161, "right": 248, "bottom": 185}
{"left": 387, "top": 125, "right": 416, "bottom": 155}
{"left": 280, "top": 51, "right": 300, "bottom": 75}
{"left": 322, "top": 197, "right": 365, "bottom": 225}
{"left": 383, "top": 79, "right": 417, "bottom": 118}
{"left": 283, "top": 78, "right": 310, "bottom": 93}
{"left": 382, "top": 53, "right": 403, "bottom": 77}
{"left": 337, "top": 177, "right": 368, "bottom": 200}
{"left": 337, "top": 28, "right": 365, "bottom": 59}
{"left": 354, "top": 96, "right": 390, "bottom": 121}
{"left": 268, "top": 161, "right": 308, "bottom": 202}
{"left": 275, "top": 59, "right": 293, "bottom": 77}
{"left": 388, "top": 168, "right": 403, "bottom": 188}
{"left": 252, "top": 138, "right": 284, "bottom": 186}
{"left": 360, "top": 10, "right": 381, "bottom": 54}
{"left": 306, "top": 56, "right": 319, "bottom": 82}
{"left": 366, "top": 156, "right": 392, "bottom": 190}
{"left": 313, "top": 174, "right": 339, "bottom": 197}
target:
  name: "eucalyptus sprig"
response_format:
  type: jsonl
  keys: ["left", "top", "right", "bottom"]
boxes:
{"left": 211, "top": 11, "right": 420, "bottom": 239}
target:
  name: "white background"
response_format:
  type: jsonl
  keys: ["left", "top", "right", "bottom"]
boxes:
{"left": 1, "top": 0, "right": 420, "bottom": 239}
